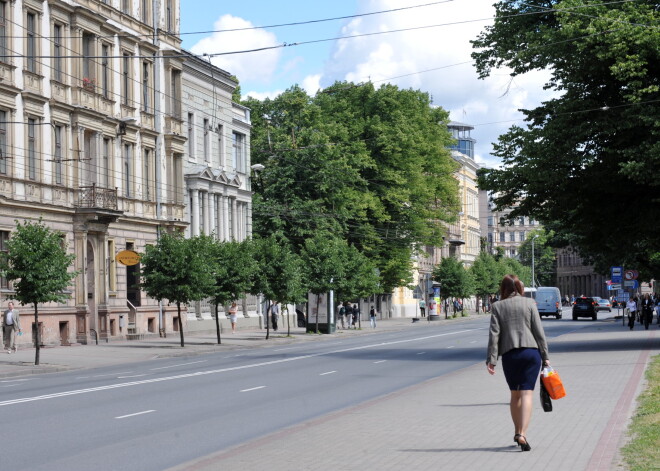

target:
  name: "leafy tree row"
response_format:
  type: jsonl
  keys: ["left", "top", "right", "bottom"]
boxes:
{"left": 432, "top": 250, "right": 532, "bottom": 316}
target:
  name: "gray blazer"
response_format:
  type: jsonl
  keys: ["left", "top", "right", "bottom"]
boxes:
{"left": 486, "top": 294, "right": 549, "bottom": 366}
{"left": 2, "top": 308, "right": 21, "bottom": 331}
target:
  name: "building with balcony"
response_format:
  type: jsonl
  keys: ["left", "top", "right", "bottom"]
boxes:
{"left": 0, "top": 0, "right": 186, "bottom": 346}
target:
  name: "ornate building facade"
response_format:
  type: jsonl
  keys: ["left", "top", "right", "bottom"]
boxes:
{"left": 0, "top": 0, "right": 187, "bottom": 345}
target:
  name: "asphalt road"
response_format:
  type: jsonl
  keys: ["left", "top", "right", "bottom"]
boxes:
{"left": 0, "top": 308, "right": 613, "bottom": 471}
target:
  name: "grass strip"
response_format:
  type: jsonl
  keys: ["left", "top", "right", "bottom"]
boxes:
{"left": 622, "top": 353, "right": 660, "bottom": 471}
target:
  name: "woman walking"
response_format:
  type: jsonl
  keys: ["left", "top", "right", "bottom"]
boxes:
{"left": 228, "top": 302, "right": 238, "bottom": 334}
{"left": 486, "top": 274, "right": 550, "bottom": 452}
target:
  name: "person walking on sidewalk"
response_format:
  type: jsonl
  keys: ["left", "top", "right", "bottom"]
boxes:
{"left": 486, "top": 274, "right": 550, "bottom": 452}
{"left": 345, "top": 303, "right": 354, "bottom": 329}
{"left": 2, "top": 301, "right": 21, "bottom": 353}
{"left": 228, "top": 301, "right": 238, "bottom": 334}
{"left": 270, "top": 301, "right": 280, "bottom": 332}
{"left": 369, "top": 306, "right": 377, "bottom": 328}
{"left": 640, "top": 293, "right": 654, "bottom": 330}
{"left": 627, "top": 296, "right": 637, "bottom": 330}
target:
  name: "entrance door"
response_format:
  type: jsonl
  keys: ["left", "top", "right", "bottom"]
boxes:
{"left": 59, "top": 321, "right": 69, "bottom": 346}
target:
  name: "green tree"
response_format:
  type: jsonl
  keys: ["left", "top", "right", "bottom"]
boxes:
{"left": 432, "top": 257, "right": 473, "bottom": 318}
{"left": 140, "top": 233, "right": 215, "bottom": 347}
{"left": 245, "top": 82, "right": 460, "bottom": 294}
{"left": 251, "top": 235, "right": 306, "bottom": 339}
{"left": 472, "top": 1, "right": 660, "bottom": 276}
{"left": 497, "top": 257, "right": 532, "bottom": 289}
{"left": 518, "top": 230, "right": 556, "bottom": 287}
{"left": 208, "top": 239, "right": 258, "bottom": 344}
{"left": 470, "top": 252, "right": 500, "bottom": 311}
{"left": 0, "top": 220, "right": 77, "bottom": 365}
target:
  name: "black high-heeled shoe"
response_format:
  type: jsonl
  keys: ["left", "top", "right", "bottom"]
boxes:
{"left": 514, "top": 433, "right": 521, "bottom": 443}
{"left": 516, "top": 435, "right": 531, "bottom": 451}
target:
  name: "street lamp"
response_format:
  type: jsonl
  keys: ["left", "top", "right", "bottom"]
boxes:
{"left": 531, "top": 235, "right": 539, "bottom": 288}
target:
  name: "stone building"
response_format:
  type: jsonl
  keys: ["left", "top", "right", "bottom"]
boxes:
{"left": 0, "top": 0, "right": 187, "bottom": 346}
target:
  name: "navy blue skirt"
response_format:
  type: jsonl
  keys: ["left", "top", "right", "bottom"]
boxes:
{"left": 501, "top": 348, "right": 542, "bottom": 391}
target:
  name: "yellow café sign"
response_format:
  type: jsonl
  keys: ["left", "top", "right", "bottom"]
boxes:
{"left": 116, "top": 249, "right": 141, "bottom": 266}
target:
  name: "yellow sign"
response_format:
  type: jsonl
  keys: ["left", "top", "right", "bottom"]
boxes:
{"left": 116, "top": 250, "right": 141, "bottom": 266}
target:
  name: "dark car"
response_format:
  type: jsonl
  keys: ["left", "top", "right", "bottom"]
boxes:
{"left": 573, "top": 297, "right": 598, "bottom": 321}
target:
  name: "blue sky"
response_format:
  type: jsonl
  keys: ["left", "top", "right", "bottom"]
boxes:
{"left": 181, "top": 1, "right": 554, "bottom": 168}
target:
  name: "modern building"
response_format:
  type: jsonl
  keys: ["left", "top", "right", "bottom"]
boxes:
{"left": 0, "top": 0, "right": 188, "bottom": 346}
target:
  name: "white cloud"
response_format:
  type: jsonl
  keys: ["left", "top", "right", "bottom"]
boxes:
{"left": 189, "top": 15, "right": 282, "bottom": 84}
{"left": 301, "top": 74, "right": 323, "bottom": 95}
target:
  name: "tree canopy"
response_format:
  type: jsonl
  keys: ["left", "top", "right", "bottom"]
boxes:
{"left": 244, "top": 82, "right": 460, "bottom": 293}
{"left": 473, "top": 1, "right": 660, "bottom": 277}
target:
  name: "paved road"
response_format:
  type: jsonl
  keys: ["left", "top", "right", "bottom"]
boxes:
{"left": 0, "top": 311, "right": 657, "bottom": 471}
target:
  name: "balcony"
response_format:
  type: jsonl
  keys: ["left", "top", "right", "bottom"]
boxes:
{"left": 77, "top": 184, "right": 118, "bottom": 210}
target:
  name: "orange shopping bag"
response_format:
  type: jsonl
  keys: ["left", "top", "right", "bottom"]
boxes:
{"left": 541, "top": 366, "right": 566, "bottom": 400}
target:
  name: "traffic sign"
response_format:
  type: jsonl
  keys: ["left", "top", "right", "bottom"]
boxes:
{"left": 624, "top": 280, "right": 639, "bottom": 289}
{"left": 624, "top": 270, "right": 638, "bottom": 281}
{"left": 608, "top": 283, "right": 622, "bottom": 291}
{"left": 611, "top": 266, "right": 623, "bottom": 283}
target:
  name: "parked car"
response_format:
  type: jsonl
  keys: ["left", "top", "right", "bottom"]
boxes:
{"left": 573, "top": 297, "right": 598, "bottom": 320}
{"left": 595, "top": 298, "right": 612, "bottom": 312}
{"left": 535, "top": 287, "right": 562, "bottom": 319}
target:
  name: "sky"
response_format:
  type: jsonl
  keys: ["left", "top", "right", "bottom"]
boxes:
{"left": 181, "top": 0, "right": 555, "bottom": 168}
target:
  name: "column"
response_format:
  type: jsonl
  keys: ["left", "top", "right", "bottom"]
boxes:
{"left": 203, "top": 190, "right": 210, "bottom": 235}
{"left": 222, "top": 196, "right": 230, "bottom": 241}
{"left": 191, "top": 188, "right": 200, "bottom": 236}
{"left": 231, "top": 197, "right": 238, "bottom": 240}
{"left": 208, "top": 192, "right": 216, "bottom": 237}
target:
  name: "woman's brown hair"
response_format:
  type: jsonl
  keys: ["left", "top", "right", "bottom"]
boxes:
{"left": 500, "top": 274, "right": 524, "bottom": 299}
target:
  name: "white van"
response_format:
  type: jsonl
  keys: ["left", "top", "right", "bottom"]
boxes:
{"left": 535, "top": 286, "right": 562, "bottom": 319}
{"left": 523, "top": 287, "right": 537, "bottom": 299}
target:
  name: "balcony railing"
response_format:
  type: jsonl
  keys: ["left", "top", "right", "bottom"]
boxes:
{"left": 77, "top": 184, "right": 118, "bottom": 210}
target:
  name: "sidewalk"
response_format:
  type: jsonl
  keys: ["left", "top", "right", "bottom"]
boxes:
{"left": 2, "top": 316, "right": 657, "bottom": 471}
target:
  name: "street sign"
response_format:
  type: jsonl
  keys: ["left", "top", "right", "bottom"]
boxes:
{"left": 116, "top": 249, "right": 140, "bottom": 266}
{"left": 624, "top": 280, "right": 639, "bottom": 289}
{"left": 608, "top": 283, "right": 622, "bottom": 291}
{"left": 624, "top": 270, "right": 638, "bottom": 281}
{"left": 611, "top": 266, "right": 623, "bottom": 283}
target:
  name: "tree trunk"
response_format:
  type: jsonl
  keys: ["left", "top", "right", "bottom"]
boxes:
{"left": 315, "top": 295, "right": 320, "bottom": 333}
{"left": 34, "top": 303, "right": 40, "bottom": 366}
{"left": 286, "top": 305, "right": 291, "bottom": 337}
{"left": 177, "top": 302, "right": 184, "bottom": 347}
{"left": 265, "top": 303, "right": 271, "bottom": 340}
{"left": 214, "top": 303, "right": 222, "bottom": 345}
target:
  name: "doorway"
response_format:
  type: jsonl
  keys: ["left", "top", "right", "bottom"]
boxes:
{"left": 59, "top": 321, "right": 69, "bottom": 346}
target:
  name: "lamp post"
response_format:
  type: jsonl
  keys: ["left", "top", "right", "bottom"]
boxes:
{"left": 531, "top": 235, "right": 537, "bottom": 288}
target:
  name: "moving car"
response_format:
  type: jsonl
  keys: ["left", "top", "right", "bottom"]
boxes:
{"left": 595, "top": 298, "right": 612, "bottom": 312}
{"left": 573, "top": 297, "right": 598, "bottom": 321}
{"left": 535, "top": 287, "right": 562, "bottom": 319}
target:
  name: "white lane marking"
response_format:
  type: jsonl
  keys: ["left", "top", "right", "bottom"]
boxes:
{"left": 374, "top": 360, "right": 387, "bottom": 364}
{"left": 1, "top": 384, "right": 19, "bottom": 388}
{"left": 447, "top": 346, "right": 455, "bottom": 349}
{"left": 417, "top": 352, "right": 426, "bottom": 355}
{"left": 319, "top": 371, "right": 337, "bottom": 376}
{"left": 470, "top": 341, "right": 477, "bottom": 344}
{"left": 1, "top": 379, "right": 34, "bottom": 383}
{"left": 0, "top": 328, "right": 478, "bottom": 408}
{"left": 241, "top": 386, "right": 265, "bottom": 392}
{"left": 117, "top": 375, "right": 147, "bottom": 379}
{"left": 150, "top": 360, "right": 208, "bottom": 371}
{"left": 273, "top": 347, "right": 297, "bottom": 352}
{"left": 115, "top": 410, "right": 156, "bottom": 419}
{"left": 76, "top": 372, "right": 133, "bottom": 379}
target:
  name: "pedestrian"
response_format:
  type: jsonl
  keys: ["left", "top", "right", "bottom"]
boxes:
{"left": 370, "top": 306, "right": 377, "bottom": 328}
{"left": 338, "top": 303, "right": 346, "bottom": 329}
{"left": 2, "top": 301, "right": 21, "bottom": 354}
{"left": 227, "top": 301, "right": 238, "bottom": 334}
{"left": 626, "top": 296, "right": 637, "bottom": 330}
{"left": 655, "top": 295, "right": 660, "bottom": 325}
{"left": 419, "top": 299, "right": 426, "bottom": 317}
{"left": 270, "top": 301, "right": 280, "bottom": 332}
{"left": 486, "top": 274, "right": 550, "bottom": 452}
{"left": 345, "top": 303, "right": 353, "bottom": 329}
{"left": 570, "top": 294, "right": 575, "bottom": 304}
{"left": 353, "top": 304, "right": 360, "bottom": 328}
{"left": 640, "top": 293, "right": 654, "bottom": 330}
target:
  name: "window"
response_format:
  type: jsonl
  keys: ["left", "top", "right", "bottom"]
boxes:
{"left": 122, "top": 0, "right": 131, "bottom": 14}
{"left": 487, "top": 233, "right": 493, "bottom": 244}
{"left": 102, "top": 138, "right": 111, "bottom": 187}
{"left": 187, "top": 113, "right": 194, "bottom": 159}
{"left": 27, "top": 118, "right": 37, "bottom": 180}
{"left": 53, "top": 24, "right": 62, "bottom": 82}
{"left": 122, "top": 52, "right": 131, "bottom": 106}
{"left": 142, "top": 61, "right": 151, "bottom": 112}
{"left": 510, "top": 248, "right": 517, "bottom": 257}
{"left": 166, "top": 0, "right": 173, "bottom": 32}
{"left": 0, "top": 1, "right": 7, "bottom": 60}
{"left": 101, "top": 44, "right": 110, "bottom": 98}
{"left": 509, "top": 232, "right": 516, "bottom": 242}
{"left": 170, "top": 69, "right": 181, "bottom": 118}
{"left": 82, "top": 33, "right": 95, "bottom": 88}
{"left": 0, "top": 230, "right": 8, "bottom": 289}
{"left": 54, "top": 125, "right": 63, "bottom": 185}
{"left": 216, "top": 125, "right": 224, "bottom": 165}
{"left": 143, "top": 148, "right": 153, "bottom": 201}
{"left": 141, "top": 0, "right": 150, "bottom": 24}
{"left": 232, "top": 132, "right": 245, "bottom": 172}
{"left": 26, "top": 12, "right": 36, "bottom": 73}
{"left": 519, "top": 216, "right": 525, "bottom": 226}
{"left": 519, "top": 231, "right": 526, "bottom": 242}
{"left": 123, "top": 143, "right": 132, "bottom": 197}
{"left": 499, "top": 232, "right": 505, "bottom": 243}
{"left": 0, "top": 110, "right": 6, "bottom": 175}
{"left": 203, "top": 118, "right": 209, "bottom": 162}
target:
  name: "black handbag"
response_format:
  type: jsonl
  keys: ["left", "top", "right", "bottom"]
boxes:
{"left": 540, "top": 376, "right": 553, "bottom": 412}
